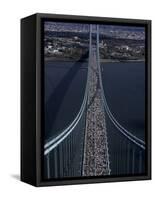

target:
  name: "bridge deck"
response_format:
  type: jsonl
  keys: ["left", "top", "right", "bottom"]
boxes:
{"left": 82, "top": 46, "right": 110, "bottom": 176}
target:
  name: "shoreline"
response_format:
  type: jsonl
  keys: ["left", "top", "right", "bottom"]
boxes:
{"left": 45, "top": 56, "right": 88, "bottom": 62}
{"left": 100, "top": 59, "right": 145, "bottom": 63}
{"left": 45, "top": 56, "right": 145, "bottom": 63}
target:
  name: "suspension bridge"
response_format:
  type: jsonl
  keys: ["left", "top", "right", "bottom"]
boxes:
{"left": 44, "top": 24, "right": 146, "bottom": 179}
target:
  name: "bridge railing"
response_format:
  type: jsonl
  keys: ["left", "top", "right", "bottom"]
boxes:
{"left": 96, "top": 25, "right": 146, "bottom": 175}
{"left": 44, "top": 25, "right": 92, "bottom": 179}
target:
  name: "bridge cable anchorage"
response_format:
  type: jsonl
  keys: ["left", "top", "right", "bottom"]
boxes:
{"left": 96, "top": 25, "right": 145, "bottom": 150}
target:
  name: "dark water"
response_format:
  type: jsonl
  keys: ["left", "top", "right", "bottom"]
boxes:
{"left": 101, "top": 61, "right": 145, "bottom": 141}
{"left": 44, "top": 60, "right": 88, "bottom": 142}
{"left": 101, "top": 61, "right": 146, "bottom": 175}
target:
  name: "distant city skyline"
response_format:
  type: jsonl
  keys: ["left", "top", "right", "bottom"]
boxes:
{"left": 44, "top": 21, "right": 145, "bottom": 40}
